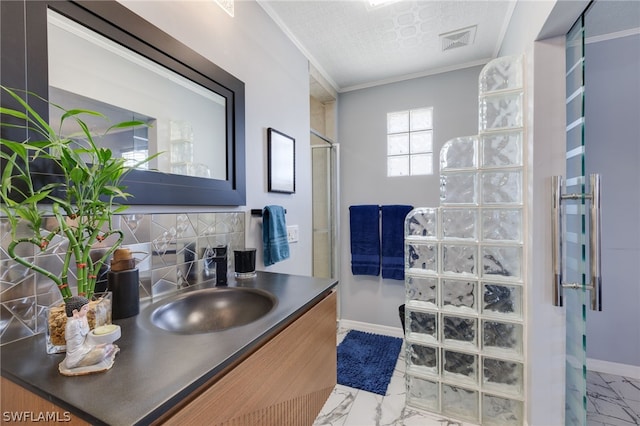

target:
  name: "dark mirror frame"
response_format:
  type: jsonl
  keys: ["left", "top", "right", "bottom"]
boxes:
{"left": 0, "top": 0, "right": 246, "bottom": 206}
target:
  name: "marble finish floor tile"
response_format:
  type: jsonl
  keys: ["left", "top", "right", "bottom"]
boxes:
{"left": 315, "top": 328, "right": 477, "bottom": 425}
{"left": 317, "top": 328, "right": 637, "bottom": 425}
{"left": 587, "top": 371, "right": 640, "bottom": 426}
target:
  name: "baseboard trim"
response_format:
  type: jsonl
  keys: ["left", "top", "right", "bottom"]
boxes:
{"left": 587, "top": 358, "right": 640, "bottom": 380}
{"left": 338, "top": 319, "right": 404, "bottom": 339}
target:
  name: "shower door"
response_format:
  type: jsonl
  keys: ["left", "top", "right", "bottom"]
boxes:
{"left": 311, "top": 130, "right": 339, "bottom": 279}
{"left": 558, "top": 6, "right": 600, "bottom": 424}
{"left": 560, "top": 0, "right": 640, "bottom": 422}
{"left": 561, "top": 13, "right": 591, "bottom": 423}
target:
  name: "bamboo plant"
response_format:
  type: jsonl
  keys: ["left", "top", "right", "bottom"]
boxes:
{"left": 1, "top": 86, "right": 156, "bottom": 300}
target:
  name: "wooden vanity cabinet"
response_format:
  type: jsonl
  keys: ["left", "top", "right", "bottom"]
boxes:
{"left": 158, "top": 289, "right": 337, "bottom": 425}
{"left": 0, "top": 378, "right": 90, "bottom": 425}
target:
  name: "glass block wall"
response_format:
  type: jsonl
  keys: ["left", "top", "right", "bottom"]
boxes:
{"left": 404, "top": 55, "right": 525, "bottom": 425}
{"left": 0, "top": 212, "right": 245, "bottom": 346}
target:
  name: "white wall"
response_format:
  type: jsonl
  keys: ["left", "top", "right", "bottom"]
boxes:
{"left": 526, "top": 38, "right": 569, "bottom": 426}
{"left": 337, "top": 66, "right": 482, "bottom": 328}
{"left": 118, "top": 0, "right": 313, "bottom": 276}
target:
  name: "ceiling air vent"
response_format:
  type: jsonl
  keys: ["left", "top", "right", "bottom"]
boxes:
{"left": 440, "top": 25, "right": 477, "bottom": 51}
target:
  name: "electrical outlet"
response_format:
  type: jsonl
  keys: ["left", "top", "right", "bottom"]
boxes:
{"left": 287, "top": 225, "right": 299, "bottom": 243}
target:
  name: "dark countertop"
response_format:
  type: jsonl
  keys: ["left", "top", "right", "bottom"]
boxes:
{"left": 1, "top": 272, "right": 338, "bottom": 426}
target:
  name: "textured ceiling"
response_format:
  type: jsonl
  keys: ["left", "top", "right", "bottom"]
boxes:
{"left": 259, "top": 0, "right": 516, "bottom": 92}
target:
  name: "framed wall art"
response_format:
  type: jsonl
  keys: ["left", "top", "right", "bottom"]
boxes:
{"left": 267, "top": 127, "right": 295, "bottom": 193}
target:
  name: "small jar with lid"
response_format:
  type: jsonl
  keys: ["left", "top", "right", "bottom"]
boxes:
{"left": 108, "top": 248, "right": 140, "bottom": 319}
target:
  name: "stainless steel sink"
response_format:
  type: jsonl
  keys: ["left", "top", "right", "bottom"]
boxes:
{"left": 149, "top": 287, "right": 276, "bottom": 334}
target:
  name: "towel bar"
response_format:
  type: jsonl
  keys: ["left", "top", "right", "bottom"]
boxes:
{"left": 251, "top": 209, "right": 287, "bottom": 217}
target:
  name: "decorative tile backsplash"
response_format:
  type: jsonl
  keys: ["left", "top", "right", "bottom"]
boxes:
{"left": 0, "top": 212, "right": 245, "bottom": 346}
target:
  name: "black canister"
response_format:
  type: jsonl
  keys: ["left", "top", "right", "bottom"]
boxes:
{"left": 108, "top": 248, "right": 140, "bottom": 319}
{"left": 234, "top": 249, "right": 256, "bottom": 279}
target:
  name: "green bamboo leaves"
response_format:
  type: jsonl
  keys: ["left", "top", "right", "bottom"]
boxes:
{"left": 1, "top": 86, "right": 158, "bottom": 300}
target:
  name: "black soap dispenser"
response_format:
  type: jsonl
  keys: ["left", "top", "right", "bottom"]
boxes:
{"left": 108, "top": 248, "right": 140, "bottom": 319}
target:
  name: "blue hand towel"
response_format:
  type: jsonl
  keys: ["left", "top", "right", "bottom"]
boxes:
{"left": 349, "top": 205, "right": 380, "bottom": 276}
{"left": 262, "top": 205, "right": 290, "bottom": 266}
{"left": 381, "top": 205, "right": 413, "bottom": 280}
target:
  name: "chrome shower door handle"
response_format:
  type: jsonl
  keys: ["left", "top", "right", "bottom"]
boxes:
{"left": 551, "top": 176, "right": 564, "bottom": 307}
{"left": 589, "top": 174, "right": 602, "bottom": 311}
{"left": 550, "top": 174, "right": 602, "bottom": 310}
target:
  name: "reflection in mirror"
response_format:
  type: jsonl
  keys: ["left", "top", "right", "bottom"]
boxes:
{"left": 47, "top": 10, "right": 227, "bottom": 180}
{"left": 49, "top": 87, "right": 155, "bottom": 170}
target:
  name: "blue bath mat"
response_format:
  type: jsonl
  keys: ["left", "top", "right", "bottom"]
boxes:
{"left": 337, "top": 330, "right": 403, "bottom": 396}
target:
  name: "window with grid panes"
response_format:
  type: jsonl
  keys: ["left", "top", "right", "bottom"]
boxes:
{"left": 387, "top": 107, "right": 433, "bottom": 176}
{"left": 122, "top": 149, "right": 149, "bottom": 169}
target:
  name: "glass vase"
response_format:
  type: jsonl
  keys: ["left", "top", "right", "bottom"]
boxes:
{"left": 46, "top": 291, "right": 113, "bottom": 354}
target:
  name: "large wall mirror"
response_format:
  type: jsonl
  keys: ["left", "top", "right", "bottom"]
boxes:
{"left": 0, "top": 0, "right": 246, "bottom": 206}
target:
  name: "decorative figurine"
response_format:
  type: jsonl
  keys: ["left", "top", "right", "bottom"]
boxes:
{"left": 59, "top": 296, "right": 120, "bottom": 376}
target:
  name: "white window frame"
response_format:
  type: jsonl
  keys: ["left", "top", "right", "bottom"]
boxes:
{"left": 122, "top": 149, "right": 149, "bottom": 169}
{"left": 386, "top": 107, "right": 434, "bottom": 177}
